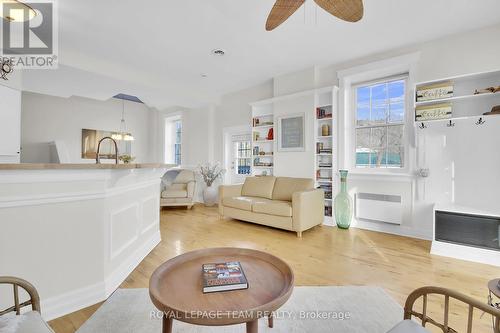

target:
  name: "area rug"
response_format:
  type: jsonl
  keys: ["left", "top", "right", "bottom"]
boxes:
{"left": 76, "top": 287, "right": 402, "bottom": 333}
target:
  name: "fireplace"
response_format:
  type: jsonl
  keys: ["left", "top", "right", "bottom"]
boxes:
{"left": 435, "top": 210, "right": 500, "bottom": 251}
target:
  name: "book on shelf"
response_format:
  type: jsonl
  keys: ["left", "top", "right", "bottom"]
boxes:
{"left": 318, "top": 163, "right": 333, "bottom": 168}
{"left": 316, "top": 107, "right": 333, "bottom": 119}
{"left": 202, "top": 262, "right": 248, "bottom": 293}
{"left": 324, "top": 206, "right": 333, "bottom": 217}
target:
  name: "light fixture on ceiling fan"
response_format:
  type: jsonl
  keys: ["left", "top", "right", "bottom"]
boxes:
{"left": 1, "top": 0, "right": 37, "bottom": 22}
{"left": 266, "top": 0, "right": 364, "bottom": 31}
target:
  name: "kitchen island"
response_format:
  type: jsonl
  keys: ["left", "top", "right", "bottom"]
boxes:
{"left": 0, "top": 163, "right": 174, "bottom": 320}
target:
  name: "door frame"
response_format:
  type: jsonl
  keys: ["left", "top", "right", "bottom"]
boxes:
{"left": 222, "top": 125, "right": 251, "bottom": 185}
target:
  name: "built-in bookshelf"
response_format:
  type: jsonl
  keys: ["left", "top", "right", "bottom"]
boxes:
{"left": 249, "top": 85, "right": 339, "bottom": 225}
{"left": 414, "top": 69, "right": 500, "bottom": 126}
{"left": 251, "top": 106, "right": 274, "bottom": 176}
{"left": 315, "top": 87, "right": 338, "bottom": 224}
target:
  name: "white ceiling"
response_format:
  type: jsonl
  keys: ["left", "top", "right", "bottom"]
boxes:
{"left": 21, "top": 0, "right": 500, "bottom": 109}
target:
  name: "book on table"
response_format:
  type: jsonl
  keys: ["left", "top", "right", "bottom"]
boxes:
{"left": 202, "top": 262, "right": 248, "bottom": 293}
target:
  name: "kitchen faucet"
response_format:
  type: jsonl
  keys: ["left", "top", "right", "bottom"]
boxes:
{"left": 96, "top": 137, "right": 119, "bottom": 164}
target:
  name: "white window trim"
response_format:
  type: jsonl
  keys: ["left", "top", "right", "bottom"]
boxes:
{"left": 338, "top": 52, "right": 420, "bottom": 176}
{"left": 163, "top": 113, "right": 182, "bottom": 165}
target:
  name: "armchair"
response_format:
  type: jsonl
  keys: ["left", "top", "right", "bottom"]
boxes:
{"left": 0, "top": 276, "right": 54, "bottom": 333}
{"left": 161, "top": 169, "right": 196, "bottom": 209}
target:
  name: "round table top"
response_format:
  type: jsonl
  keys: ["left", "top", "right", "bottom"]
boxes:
{"left": 149, "top": 247, "right": 294, "bottom": 326}
{"left": 488, "top": 279, "right": 500, "bottom": 298}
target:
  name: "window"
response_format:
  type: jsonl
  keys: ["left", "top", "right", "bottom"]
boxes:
{"left": 355, "top": 76, "right": 406, "bottom": 168}
{"left": 174, "top": 120, "right": 182, "bottom": 165}
{"left": 164, "top": 116, "right": 182, "bottom": 165}
{"left": 235, "top": 140, "right": 251, "bottom": 175}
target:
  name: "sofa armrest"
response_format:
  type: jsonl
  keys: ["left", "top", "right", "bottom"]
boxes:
{"left": 186, "top": 181, "right": 196, "bottom": 199}
{"left": 218, "top": 184, "right": 243, "bottom": 214}
{"left": 292, "top": 189, "right": 324, "bottom": 233}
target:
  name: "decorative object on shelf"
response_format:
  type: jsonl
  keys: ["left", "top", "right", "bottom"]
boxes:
{"left": 484, "top": 105, "right": 500, "bottom": 116}
{"left": 278, "top": 113, "right": 305, "bottom": 152}
{"left": 416, "top": 81, "right": 454, "bottom": 101}
{"left": 334, "top": 170, "right": 353, "bottom": 229}
{"left": 415, "top": 103, "right": 452, "bottom": 121}
{"left": 267, "top": 128, "right": 274, "bottom": 140}
{"left": 253, "top": 132, "right": 260, "bottom": 141}
{"left": 198, "top": 163, "right": 225, "bottom": 207}
{"left": 316, "top": 106, "right": 333, "bottom": 119}
{"left": 119, "top": 154, "right": 135, "bottom": 164}
{"left": 265, "top": 0, "right": 364, "bottom": 31}
{"left": 111, "top": 98, "right": 135, "bottom": 141}
{"left": 321, "top": 124, "right": 330, "bottom": 137}
{"left": 474, "top": 86, "right": 500, "bottom": 95}
{"left": 1, "top": 59, "right": 14, "bottom": 80}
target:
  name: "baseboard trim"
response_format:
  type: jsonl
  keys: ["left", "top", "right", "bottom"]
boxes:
{"left": 105, "top": 231, "right": 161, "bottom": 295}
{"left": 351, "top": 219, "right": 432, "bottom": 241}
{"left": 42, "top": 231, "right": 161, "bottom": 321}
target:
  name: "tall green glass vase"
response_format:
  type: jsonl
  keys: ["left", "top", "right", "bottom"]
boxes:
{"left": 334, "top": 170, "right": 353, "bottom": 229}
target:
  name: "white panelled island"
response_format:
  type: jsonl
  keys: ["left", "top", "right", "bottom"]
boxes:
{"left": 0, "top": 163, "right": 173, "bottom": 320}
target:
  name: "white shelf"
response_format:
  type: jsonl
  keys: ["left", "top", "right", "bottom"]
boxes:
{"left": 253, "top": 140, "right": 274, "bottom": 143}
{"left": 253, "top": 154, "right": 273, "bottom": 157}
{"left": 416, "top": 113, "right": 494, "bottom": 125}
{"left": 317, "top": 167, "right": 333, "bottom": 169}
{"left": 253, "top": 166, "right": 273, "bottom": 169}
{"left": 316, "top": 179, "right": 333, "bottom": 183}
{"left": 253, "top": 124, "right": 274, "bottom": 129}
{"left": 317, "top": 136, "right": 332, "bottom": 139}
{"left": 317, "top": 117, "right": 333, "bottom": 122}
{"left": 415, "top": 92, "right": 500, "bottom": 107}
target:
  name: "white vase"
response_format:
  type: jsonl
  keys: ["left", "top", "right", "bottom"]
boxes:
{"left": 203, "top": 185, "right": 218, "bottom": 207}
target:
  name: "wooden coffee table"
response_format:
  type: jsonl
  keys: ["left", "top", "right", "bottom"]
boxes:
{"left": 149, "top": 247, "right": 294, "bottom": 333}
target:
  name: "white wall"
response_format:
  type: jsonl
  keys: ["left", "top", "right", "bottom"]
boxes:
{"left": 21, "top": 92, "right": 156, "bottom": 163}
{"left": 190, "top": 23, "right": 500, "bottom": 239}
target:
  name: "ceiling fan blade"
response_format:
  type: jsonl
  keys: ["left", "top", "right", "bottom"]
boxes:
{"left": 314, "top": 0, "right": 364, "bottom": 22}
{"left": 266, "top": 0, "right": 305, "bottom": 31}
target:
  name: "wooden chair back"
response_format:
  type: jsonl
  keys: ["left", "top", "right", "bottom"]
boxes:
{"left": 405, "top": 286, "right": 500, "bottom": 333}
{"left": 0, "top": 276, "right": 41, "bottom": 316}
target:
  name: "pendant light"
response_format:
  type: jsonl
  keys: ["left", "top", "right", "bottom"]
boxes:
{"left": 112, "top": 99, "right": 134, "bottom": 141}
{"left": 1, "top": 0, "right": 37, "bottom": 22}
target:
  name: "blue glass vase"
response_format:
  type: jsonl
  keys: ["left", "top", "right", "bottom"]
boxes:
{"left": 334, "top": 170, "right": 353, "bottom": 229}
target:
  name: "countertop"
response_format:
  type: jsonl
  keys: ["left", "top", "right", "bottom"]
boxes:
{"left": 0, "top": 163, "right": 176, "bottom": 170}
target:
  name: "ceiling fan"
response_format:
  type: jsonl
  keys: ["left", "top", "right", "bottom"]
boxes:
{"left": 266, "top": 0, "right": 364, "bottom": 31}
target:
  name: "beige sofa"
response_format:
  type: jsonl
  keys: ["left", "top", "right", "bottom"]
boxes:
{"left": 218, "top": 176, "right": 324, "bottom": 237}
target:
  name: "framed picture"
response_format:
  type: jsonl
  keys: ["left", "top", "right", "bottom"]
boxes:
{"left": 278, "top": 114, "right": 305, "bottom": 152}
{"left": 81, "top": 129, "right": 131, "bottom": 159}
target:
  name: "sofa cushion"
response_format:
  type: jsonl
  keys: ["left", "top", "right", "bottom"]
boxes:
{"left": 241, "top": 176, "right": 276, "bottom": 199}
{"left": 386, "top": 320, "right": 430, "bottom": 333}
{"left": 161, "top": 190, "right": 188, "bottom": 198}
{"left": 272, "top": 177, "right": 314, "bottom": 201}
{"left": 252, "top": 200, "right": 292, "bottom": 217}
{"left": 222, "top": 197, "right": 255, "bottom": 211}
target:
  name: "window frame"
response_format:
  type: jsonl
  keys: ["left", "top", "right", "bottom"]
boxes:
{"left": 353, "top": 74, "right": 408, "bottom": 170}
{"left": 234, "top": 140, "right": 251, "bottom": 175}
{"left": 174, "top": 120, "right": 182, "bottom": 165}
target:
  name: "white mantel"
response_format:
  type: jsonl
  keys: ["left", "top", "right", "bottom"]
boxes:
{"left": 0, "top": 164, "right": 173, "bottom": 320}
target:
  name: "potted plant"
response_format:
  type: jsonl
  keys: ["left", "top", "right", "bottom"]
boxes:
{"left": 119, "top": 154, "right": 135, "bottom": 164}
{"left": 198, "top": 163, "right": 225, "bottom": 207}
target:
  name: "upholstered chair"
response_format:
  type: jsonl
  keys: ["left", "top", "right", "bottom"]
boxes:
{"left": 0, "top": 276, "right": 54, "bottom": 332}
{"left": 160, "top": 169, "right": 196, "bottom": 209}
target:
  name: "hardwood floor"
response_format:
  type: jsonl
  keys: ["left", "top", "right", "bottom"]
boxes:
{"left": 49, "top": 205, "right": 499, "bottom": 333}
